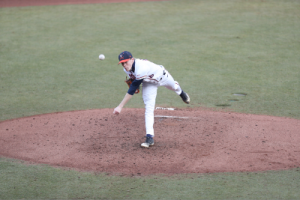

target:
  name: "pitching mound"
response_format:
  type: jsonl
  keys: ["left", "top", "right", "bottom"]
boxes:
{"left": 0, "top": 108, "right": 299, "bottom": 176}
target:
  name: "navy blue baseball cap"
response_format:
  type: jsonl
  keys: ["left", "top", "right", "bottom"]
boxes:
{"left": 118, "top": 51, "right": 133, "bottom": 64}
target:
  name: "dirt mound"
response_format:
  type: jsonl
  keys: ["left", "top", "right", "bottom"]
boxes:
{"left": 1, "top": 108, "right": 299, "bottom": 176}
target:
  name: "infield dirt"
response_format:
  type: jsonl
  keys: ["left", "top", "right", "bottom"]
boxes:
{"left": 1, "top": 108, "right": 299, "bottom": 176}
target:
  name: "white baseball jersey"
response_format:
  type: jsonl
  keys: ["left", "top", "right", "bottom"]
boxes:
{"left": 123, "top": 59, "right": 165, "bottom": 84}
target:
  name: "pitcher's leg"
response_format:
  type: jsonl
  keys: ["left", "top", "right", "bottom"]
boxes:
{"left": 142, "top": 82, "right": 158, "bottom": 137}
{"left": 161, "top": 72, "right": 190, "bottom": 104}
{"left": 161, "top": 72, "right": 182, "bottom": 95}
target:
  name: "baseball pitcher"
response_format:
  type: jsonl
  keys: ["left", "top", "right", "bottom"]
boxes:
{"left": 113, "top": 51, "right": 190, "bottom": 148}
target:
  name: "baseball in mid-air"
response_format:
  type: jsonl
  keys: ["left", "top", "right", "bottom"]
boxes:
{"left": 99, "top": 54, "right": 105, "bottom": 60}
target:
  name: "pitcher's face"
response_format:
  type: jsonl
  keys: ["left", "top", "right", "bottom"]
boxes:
{"left": 121, "top": 58, "right": 134, "bottom": 71}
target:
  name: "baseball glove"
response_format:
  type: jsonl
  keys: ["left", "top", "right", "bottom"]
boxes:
{"left": 125, "top": 76, "right": 140, "bottom": 94}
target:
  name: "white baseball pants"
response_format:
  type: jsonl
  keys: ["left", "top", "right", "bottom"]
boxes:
{"left": 142, "top": 71, "right": 182, "bottom": 137}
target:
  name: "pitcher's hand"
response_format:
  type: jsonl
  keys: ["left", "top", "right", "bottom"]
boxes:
{"left": 113, "top": 106, "right": 122, "bottom": 115}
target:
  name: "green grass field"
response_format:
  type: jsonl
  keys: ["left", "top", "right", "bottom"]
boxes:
{"left": 1, "top": 0, "right": 300, "bottom": 199}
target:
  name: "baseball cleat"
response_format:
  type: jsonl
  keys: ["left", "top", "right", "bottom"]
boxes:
{"left": 141, "top": 135, "right": 154, "bottom": 148}
{"left": 180, "top": 91, "right": 190, "bottom": 104}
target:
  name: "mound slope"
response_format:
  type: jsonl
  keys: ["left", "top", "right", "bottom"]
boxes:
{"left": 1, "top": 108, "right": 299, "bottom": 175}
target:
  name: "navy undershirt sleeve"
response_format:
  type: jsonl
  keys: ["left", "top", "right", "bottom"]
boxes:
{"left": 127, "top": 79, "right": 143, "bottom": 95}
